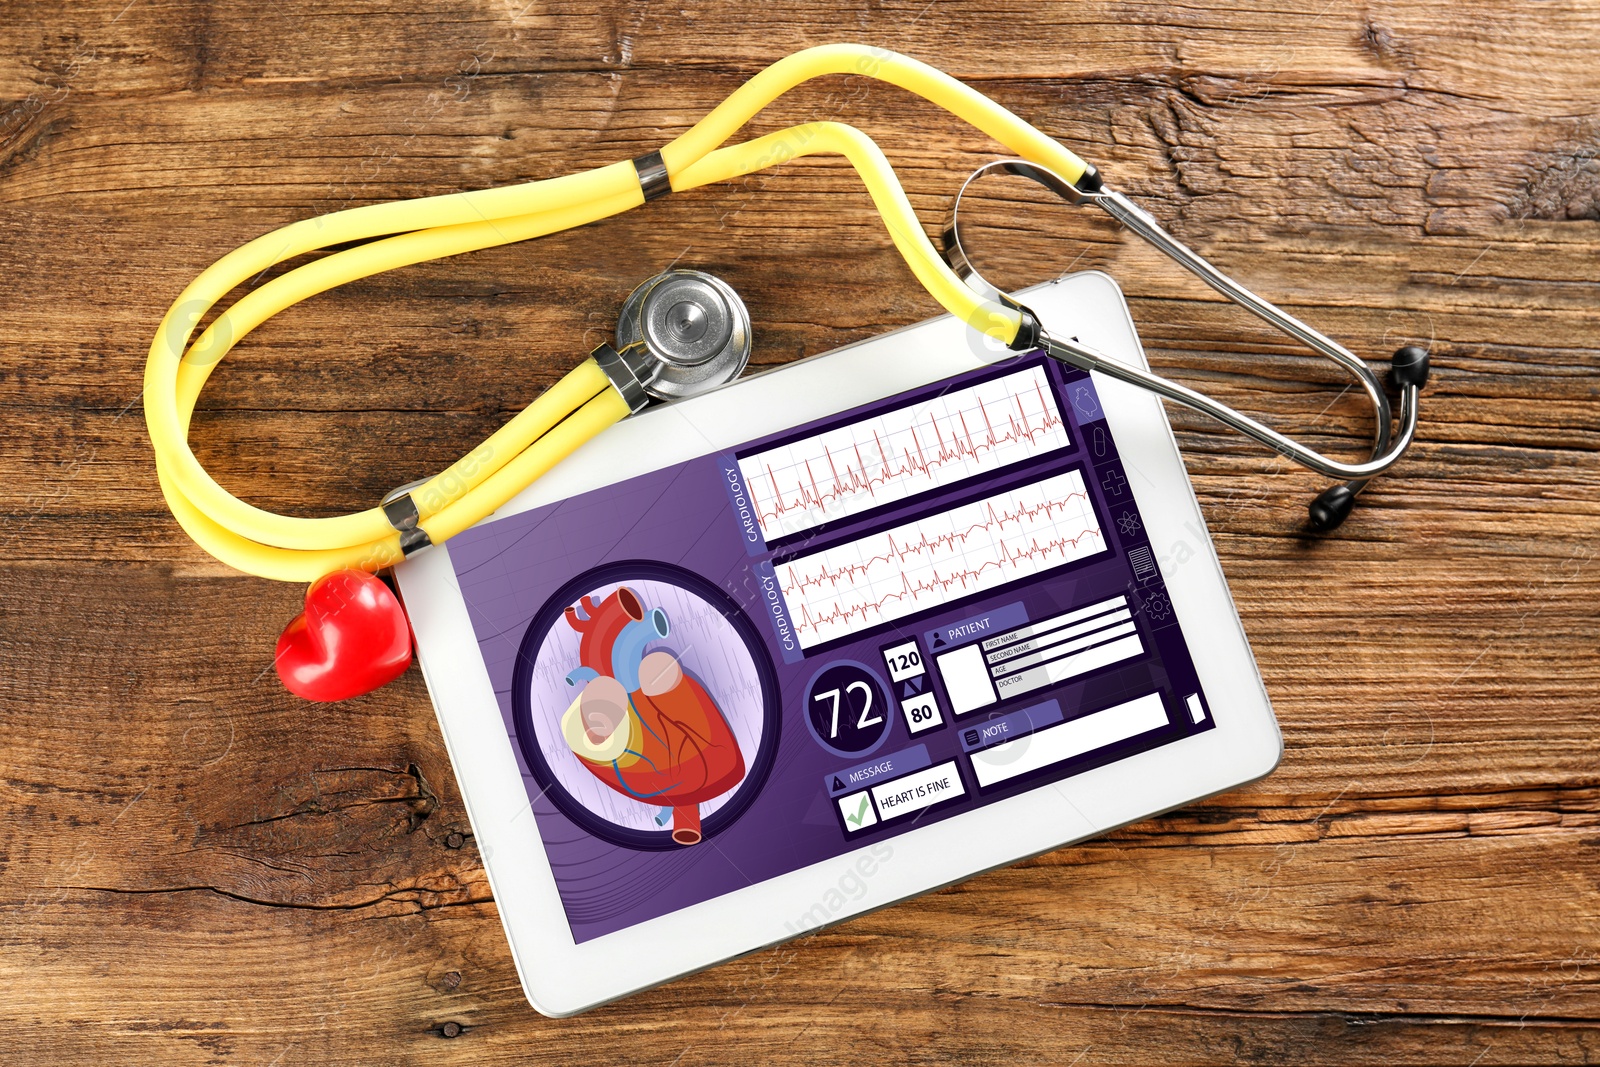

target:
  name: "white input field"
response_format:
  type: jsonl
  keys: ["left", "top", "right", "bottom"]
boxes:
{"left": 870, "top": 761, "right": 966, "bottom": 820}
{"left": 991, "top": 633, "right": 1145, "bottom": 701}
{"left": 985, "top": 607, "right": 1134, "bottom": 665}
{"left": 938, "top": 643, "right": 998, "bottom": 714}
{"left": 980, "top": 594, "right": 1128, "bottom": 652}
{"left": 969, "top": 692, "right": 1171, "bottom": 788}
{"left": 988, "top": 618, "right": 1137, "bottom": 676}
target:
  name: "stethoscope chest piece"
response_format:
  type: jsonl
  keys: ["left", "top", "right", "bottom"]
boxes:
{"left": 599, "top": 269, "right": 752, "bottom": 408}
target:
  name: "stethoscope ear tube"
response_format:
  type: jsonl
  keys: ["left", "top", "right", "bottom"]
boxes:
{"left": 942, "top": 159, "right": 1431, "bottom": 531}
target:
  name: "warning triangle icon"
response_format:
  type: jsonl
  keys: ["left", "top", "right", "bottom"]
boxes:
{"left": 831, "top": 776, "right": 846, "bottom": 792}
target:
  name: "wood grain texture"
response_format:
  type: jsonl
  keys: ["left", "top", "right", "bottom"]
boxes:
{"left": 2, "top": 1, "right": 1597, "bottom": 1063}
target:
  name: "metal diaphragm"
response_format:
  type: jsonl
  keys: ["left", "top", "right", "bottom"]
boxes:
{"left": 615, "top": 270, "right": 752, "bottom": 402}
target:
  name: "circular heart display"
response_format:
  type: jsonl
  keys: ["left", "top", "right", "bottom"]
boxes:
{"left": 511, "top": 562, "right": 782, "bottom": 851}
{"left": 275, "top": 570, "right": 413, "bottom": 702}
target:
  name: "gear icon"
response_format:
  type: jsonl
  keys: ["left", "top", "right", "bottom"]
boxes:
{"left": 1143, "top": 591, "right": 1172, "bottom": 622}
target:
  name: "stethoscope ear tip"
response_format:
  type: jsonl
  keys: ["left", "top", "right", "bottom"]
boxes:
{"left": 1307, "top": 345, "right": 1432, "bottom": 533}
{"left": 1307, "top": 484, "right": 1357, "bottom": 533}
{"left": 1390, "top": 345, "right": 1431, "bottom": 389}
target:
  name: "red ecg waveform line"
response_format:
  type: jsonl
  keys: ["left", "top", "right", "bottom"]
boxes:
{"left": 778, "top": 485, "right": 1103, "bottom": 639}
{"left": 751, "top": 375, "right": 1064, "bottom": 530}
{"left": 783, "top": 491, "right": 1093, "bottom": 596}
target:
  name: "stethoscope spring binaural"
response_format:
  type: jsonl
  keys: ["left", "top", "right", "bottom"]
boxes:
{"left": 941, "top": 159, "right": 1430, "bottom": 531}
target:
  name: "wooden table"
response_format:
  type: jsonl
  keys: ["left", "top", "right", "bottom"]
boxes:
{"left": 4, "top": 2, "right": 1597, "bottom": 1063}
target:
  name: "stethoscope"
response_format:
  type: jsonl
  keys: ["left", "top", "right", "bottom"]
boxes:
{"left": 142, "top": 44, "right": 1429, "bottom": 699}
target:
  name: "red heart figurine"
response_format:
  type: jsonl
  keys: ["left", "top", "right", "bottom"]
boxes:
{"left": 276, "top": 569, "right": 413, "bottom": 701}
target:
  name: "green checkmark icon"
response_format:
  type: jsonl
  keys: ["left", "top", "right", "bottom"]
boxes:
{"left": 845, "top": 795, "right": 871, "bottom": 827}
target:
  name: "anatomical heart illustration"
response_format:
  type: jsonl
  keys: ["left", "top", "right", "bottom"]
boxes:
{"left": 542, "top": 582, "right": 755, "bottom": 845}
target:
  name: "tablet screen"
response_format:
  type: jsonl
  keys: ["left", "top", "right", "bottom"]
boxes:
{"left": 447, "top": 353, "right": 1215, "bottom": 943}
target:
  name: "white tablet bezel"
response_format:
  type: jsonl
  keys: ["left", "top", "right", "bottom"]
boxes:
{"left": 397, "top": 271, "right": 1281, "bottom": 1017}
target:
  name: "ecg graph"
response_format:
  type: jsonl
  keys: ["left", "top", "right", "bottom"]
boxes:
{"left": 737, "top": 365, "right": 1069, "bottom": 541}
{"left": 774, "top": 470, "right": 1105, "bottom": 647}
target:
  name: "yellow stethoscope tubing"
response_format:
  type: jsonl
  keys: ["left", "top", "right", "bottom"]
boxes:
{"left": 658, "top": 43, "right": 1088, "bottom": 188}
{"left": 145, "top": 45, "right": 1092, "bottom": 581}
{"left": 157, "top": 381, "right": 627, "bottom": 580}
{"left": 157, "top": 122, "right": 991, "bottom": 581}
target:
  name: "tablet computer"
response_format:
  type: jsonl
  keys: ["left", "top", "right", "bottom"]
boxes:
{"left": 396, "top": 270, "right": 1281, "bottom": 1017}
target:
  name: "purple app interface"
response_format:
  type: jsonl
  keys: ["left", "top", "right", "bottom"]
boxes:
{"left": 448, "top": 355, "right": 1214, "bottom": 943}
